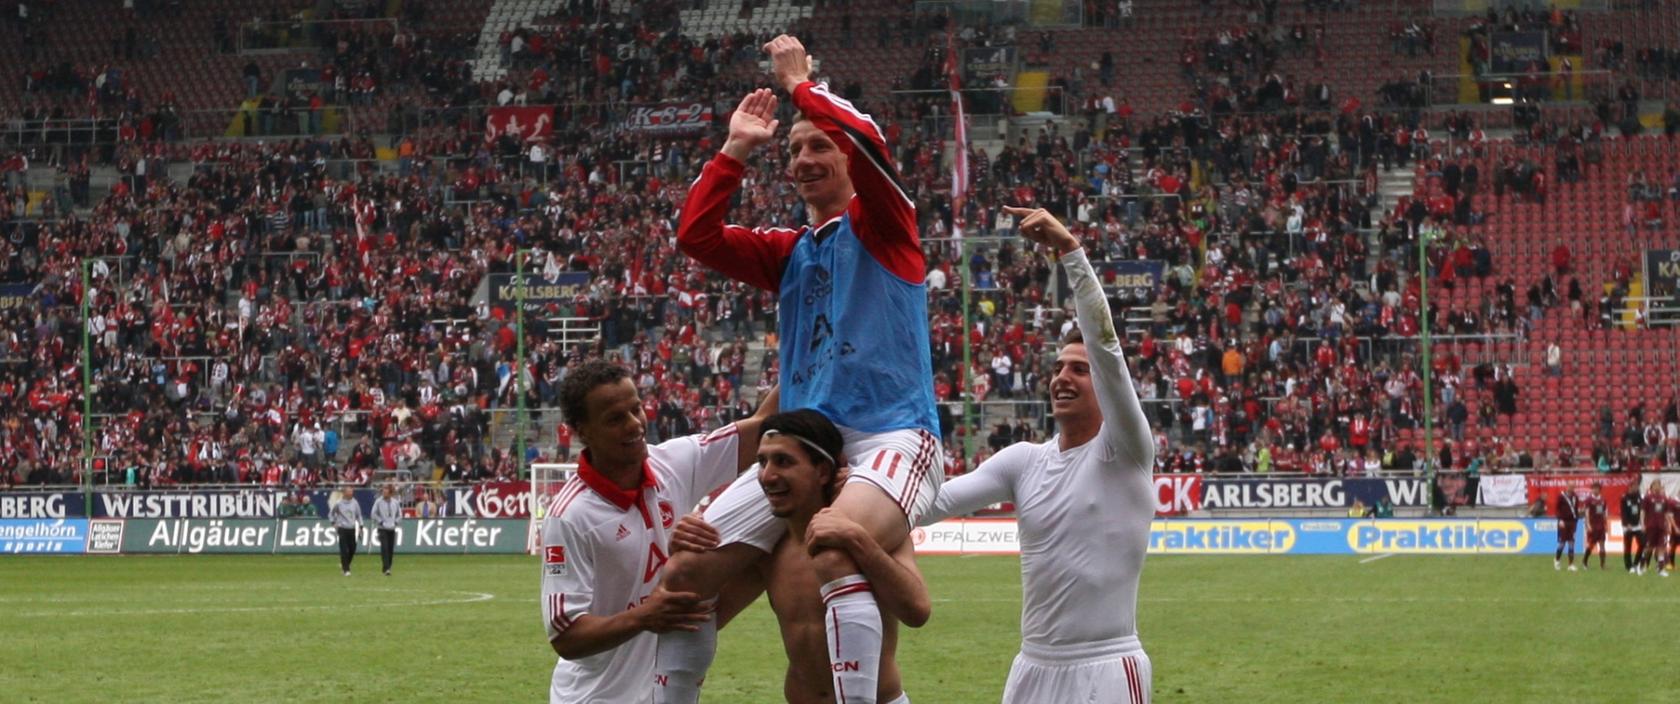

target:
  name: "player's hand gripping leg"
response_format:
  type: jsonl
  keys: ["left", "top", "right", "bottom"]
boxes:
{"left": 810, "top": 483, "right": 912, "bottom": 704}
{"left": 654, "top": 543, "right": 764, "bottom": 704}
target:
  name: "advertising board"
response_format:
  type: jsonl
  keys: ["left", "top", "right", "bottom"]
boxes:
{"left": 912, "top": 518, "right": 1562, "bottom": 556}
{"left": 0, "top": 519, "right": 89, "bottom": 554}
{"left": 112, "top": 518, "right": 528, "bottom": 555}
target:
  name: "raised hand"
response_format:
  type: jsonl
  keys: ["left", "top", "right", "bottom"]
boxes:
{"left": 762, "top": 34, "right": 811, "bottom": 94}
{"left": 1003, "top": 205, "right": 1080, "bottom": 257}
{"left": 752, "top": 384, "right": 780, "bottom": 420}
{"left": 722, "top": 88, "right": 779, "bottom": 162}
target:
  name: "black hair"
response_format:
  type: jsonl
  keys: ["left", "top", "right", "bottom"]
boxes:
{"left": 761, "top": 409, "right": 844, "bottom": 471}
{"left": 761, "top": 409, "right": 845, "bottom": 503}
{"left": 559, "top": 359, "right": 631, "bottom": 428}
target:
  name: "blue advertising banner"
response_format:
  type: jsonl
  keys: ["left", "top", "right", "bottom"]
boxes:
{"left": 309, "top": 481, "right": 531, "bottom": 519}
{"left": 0, "top": 492, "right": 86, "bottom": 518}
{"left": 1149, "top": 518, "right": 1561, "bottom": 555}
{"left": 1646, "top": 249, "right": 1679, "bottom": 323}
{"left": 917, "top": 518, "right": 1562, "bottom": 556}
{"left": 1490, "top": 31, "right": 1548, "bottom": 74}
{"left": 0, "top": 519, "right": 90, "bottom": 554}
{"left": 0, "top": 282, "right": 35, "bottom": 312}
{"left": 112, "top": 518, "right": 528, "bottom": 554}
{"left": 308, "top": 488, "right": 373, "bottom": 519}
{"left": 1342, "top": 478, "right": 1432, "bottom": 508}
{"left": 1648, "top": 249, "right": 1680, "bottom": 294}
{"left": 1094, "top": 260, "right": 1165, "bottom": 300}
{"left": 93, "top": 490, "right": 286, "bottom": 519}
{"left": 1198, "top": 477, "right": 1432, "bottom": 510}
{"left": 488, "top": 271, "right": 592, "bottom": 315}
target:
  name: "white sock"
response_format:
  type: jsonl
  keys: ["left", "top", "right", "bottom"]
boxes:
{"left": 654, "top": 603, "right": 717, "bottom": 704}
{"left": 821, "top": 575, "right": 882, "bottom": 704}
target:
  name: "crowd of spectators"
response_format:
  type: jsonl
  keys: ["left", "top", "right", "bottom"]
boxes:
{"left": 4, "top": 1, "right": 1679, "bottom": 492}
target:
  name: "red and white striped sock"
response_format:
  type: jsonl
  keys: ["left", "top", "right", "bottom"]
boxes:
{"left": 654, "top": 600, "right": 716, "bottom": 704}
{"left": 820, "top": 575, "right": 881, "bottom": 704}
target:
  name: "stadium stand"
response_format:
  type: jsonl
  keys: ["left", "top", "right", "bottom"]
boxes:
{"left": 1, "top": 0, "right": 1677, "bottom": 492}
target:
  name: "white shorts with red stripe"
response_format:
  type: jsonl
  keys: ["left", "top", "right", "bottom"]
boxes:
{"left": 839, "top": 426, "right": 943, "bottom": 529}
{"left": 1002, "top": 636, "right": 1150, "bottom": 704}
{"left": 702, "top": 427, "right": 944, "bottom": 552}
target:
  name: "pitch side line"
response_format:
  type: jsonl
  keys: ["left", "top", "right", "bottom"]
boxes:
{"left": 13, "top": 590, "right": 496, "bottom": 617}
{"left": 1359, "top": 553, "right": 1396, "bottom": 564}
{"left": 934, "top": 595, "right": 1680, "bottom": 605}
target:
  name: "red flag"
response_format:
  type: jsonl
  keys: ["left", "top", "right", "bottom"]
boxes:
{"left": 485, "top": 106, "right": 555, "bottom": 143}
{"left": 946, "top": 30, "right": 969, "bottom": 239}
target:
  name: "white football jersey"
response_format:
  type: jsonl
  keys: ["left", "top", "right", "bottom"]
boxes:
{"left": 925, "top": 249, "right": 1156, "bottom": 648}
{"left": 541, "top": 424, "right": 741, "bottom": 704}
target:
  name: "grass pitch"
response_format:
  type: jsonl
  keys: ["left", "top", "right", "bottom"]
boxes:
{"left": 2, "top": 553, "right": 1674, "bottom": 703}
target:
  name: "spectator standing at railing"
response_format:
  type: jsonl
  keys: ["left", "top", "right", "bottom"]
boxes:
{"left": 293, "top": 420, "right": 324, "bottom": 470}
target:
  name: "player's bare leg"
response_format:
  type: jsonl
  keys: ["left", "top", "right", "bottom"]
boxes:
{"left": 810, "top": 483, "right": 912, "bottom": 704}
{"left": 655, "top": 544, "right": 767, "bottom": 704}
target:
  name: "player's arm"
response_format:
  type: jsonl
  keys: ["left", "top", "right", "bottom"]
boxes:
{"left": 918, "top": 442, "right": 1030, "bottom": 524}
{"left": 677, "top": 89, "right": 801, "bottom": 291}
{"left": 542, "top": 521, "right": 710, "bottom": 659}
{"left": 769, "top": 35, "right": 923, "bottom": 283}
{"left": 1008, "top": 206, "right": 1155, "bottom": 470}
{"left": 549, "top": 590, "right": 711, "bottom": 660}
{"left": 805, "top": 508, "right": 930, "bottom": 628}
{"left": 664, "top": 385, "right": 781, "bottom": 507}
{"left": 666, "top": 512, "right": 770, "bottom": 629}
{"left": 731, "top": 385, "right": 780, "bottom": 473}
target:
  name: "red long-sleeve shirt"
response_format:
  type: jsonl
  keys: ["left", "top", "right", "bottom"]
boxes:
{"left": 676, "top": 80, "right": 922, "bottom": 290}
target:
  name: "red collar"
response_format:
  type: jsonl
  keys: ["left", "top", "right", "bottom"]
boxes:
{"left": 576, "top": 451, "right": 655, "bottom": 511}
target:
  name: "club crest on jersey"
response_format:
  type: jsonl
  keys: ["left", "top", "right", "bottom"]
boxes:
{"left": 658, "top": 500, "right": 675, "bottom": 528}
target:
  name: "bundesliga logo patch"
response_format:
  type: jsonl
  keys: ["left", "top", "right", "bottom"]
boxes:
{"left": 544, "top": 545, "right": 567, "bottom": 575}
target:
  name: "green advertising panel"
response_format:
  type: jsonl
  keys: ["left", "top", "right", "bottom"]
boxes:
{"left": 110, "top": 519, "right": 528, "bottom": 555}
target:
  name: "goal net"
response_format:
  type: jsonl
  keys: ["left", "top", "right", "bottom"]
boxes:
{"left": 529, "top": 462, "right": 577, "bottom": 553}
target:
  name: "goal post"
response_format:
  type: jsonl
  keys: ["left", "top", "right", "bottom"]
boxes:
{"left": 529, "top": 462, "right": 577, "bottom": 554}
